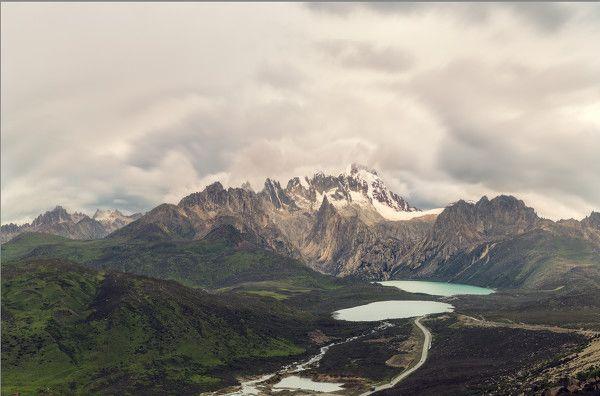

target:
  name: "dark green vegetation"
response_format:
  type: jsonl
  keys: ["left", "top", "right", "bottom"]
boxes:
{"left": 577, "top": 365, "right": 600, "bottom": 381}
{"left": 1, "top": 226, "right": 338, "bottom": 291}
{"left": 1, "top": 259, "right": 318, "bottom": 394}
{"left": 1, "top": 229, "right": 415, "bottom": 395}
{"left": 0, "top": 226, "right": 420, "bottom": 310}
{"left": 313, "top": 321, "right": 414, "bottom": 382}
{"left": 453, "top": 283, "right": 600, "bottom": 331}
{"left": 377, "top": 316, "right": 588, "bottom": 396}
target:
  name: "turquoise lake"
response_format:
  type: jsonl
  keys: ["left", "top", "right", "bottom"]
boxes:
{"left": 378, "top": 280, "right": 494, "bottom": 297}
{"left": 333, "top": 280, "right": 494, "bottom": 322}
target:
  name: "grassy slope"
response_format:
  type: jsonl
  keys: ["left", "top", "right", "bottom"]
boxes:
{"left": 1, "top": 232, "right": 417, "bottom": 395}
{"left": 1, "top": 260, "right": 315, "bottom": 395}
{"left": 1, "top": 230, "right": 339, "bottom": 291}
{"left": 0, "top": 231, "right": 416, "bottom": 309}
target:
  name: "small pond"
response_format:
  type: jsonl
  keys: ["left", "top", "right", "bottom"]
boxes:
{"left": 272, "top": 376, "right": 344, "bottom": 392}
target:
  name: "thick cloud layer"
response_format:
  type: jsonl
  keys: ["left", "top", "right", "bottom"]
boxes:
{"left": 2, "top": 2, "right": 599, "bottom": 223}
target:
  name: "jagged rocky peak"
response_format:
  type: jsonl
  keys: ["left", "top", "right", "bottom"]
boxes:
{"left": 0, "top": 204, "right": 147, "bottom": 243}
{"left": 276, "top": 164, "right": 421, "bottom": 220}
{"left": 92, "top": 208, "right": 141, "bottom": 232}
{"left": 433, "top": 195, "right": 539, "bottom": 242}
{"left": 285, "top": 176, "right": 311, "bottom": 192}
{"left": 345, "top": 163, "right": 417, "bottom": 215}
{"left": 328, "top": 164, "right": 417, "bottom": 216}
{"left": 93, "top": 208, "right": 124, "bottom": 222}
{"left": 348, "top": 163, "right": 378, "bottom": 176}
{"left": 475, "top": 195, "right": 538, "bottom": 229}
{"left": 178, "top": 181, "right": 227, "bottom": 207}
{"left": 582, "top": 211, "right": 600, "bottom": 230}
{"left": 178, "top": 181, "right": 265, "bottom": 218}
{"left": 31, "top": 205, "right": 74, "bottom": 227}
{"left": 176, "top": 165, "right": 425, "bottom": 221}
{"left": 241, "top": 181, "right": 254, "bottom": 192}
{"left": 0, "top": 223, "right": 22, "bottom": 233}
{"left": 262, "top": 178, "right": 297, "bottom": 210}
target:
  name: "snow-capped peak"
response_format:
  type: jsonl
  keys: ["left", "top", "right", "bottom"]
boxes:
{"left": 344, "top": 163, "right": 419, "bottom": 219}
{"left": 275, "top": 164, "right": 425, "bottom": 221}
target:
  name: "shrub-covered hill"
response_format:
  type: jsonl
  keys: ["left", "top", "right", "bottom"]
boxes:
{"left": 0, "top": 225, "right": 339, "bottom": 291}
{"left": 1, "top": 259, "right": 317, "bottom": 395}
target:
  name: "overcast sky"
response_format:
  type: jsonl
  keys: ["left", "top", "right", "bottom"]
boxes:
{"left": 2, "top": 2, "right": 600, "bottom": 223}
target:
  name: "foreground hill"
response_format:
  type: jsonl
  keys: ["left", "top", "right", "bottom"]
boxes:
{"left": 1, "top": 259, "right": 317, "bottom": 394}
{"left": 1, "top": 225, "right": 413, "bottom": 313}
{"left": 2, "top": 254, "right": 414, "bottom": 395}
{"left": 2, "top": 261, "right": 314, "bottom": 394}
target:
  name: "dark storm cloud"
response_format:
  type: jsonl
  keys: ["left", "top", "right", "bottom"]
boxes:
{"left": 306, "top": 2, "right": 596, "bottom": 32}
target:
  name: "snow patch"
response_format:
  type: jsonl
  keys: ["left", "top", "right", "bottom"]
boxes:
{"left": 376, "top": 207, "right": 444, "bottom": 221}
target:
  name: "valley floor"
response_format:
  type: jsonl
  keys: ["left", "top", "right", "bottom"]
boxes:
{"left": 211, "top": 287, "right": 600, "bottom": 396}
{"left": 2, "top": 231, "right": 599, "bottom": 395}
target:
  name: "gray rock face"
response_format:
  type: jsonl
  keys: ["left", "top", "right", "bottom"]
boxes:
{"left": 388, "top": 196, "right": 600, "bottom": 288}
{"left": 115, "top": 166, "right": 434, "bottom": 277}
{"left": 389, "top": 196, "right": 541, "bottom": 277}
{"left": 585, "top": 211, "right": 600, "bottom": 226}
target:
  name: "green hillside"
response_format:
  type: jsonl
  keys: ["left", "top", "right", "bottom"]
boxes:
{"left": 437, "top": 229, "right": 600, "bottom": 289}
{"left": 1, "top": 259, "right": 316, "bottom": 395}
{"left": 1, "top": 225, "right": 339, "bottom": 291}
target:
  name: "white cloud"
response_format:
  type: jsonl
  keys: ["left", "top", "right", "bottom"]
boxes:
{"left": 1, "top": 2, "right": 599, "bottom": 223}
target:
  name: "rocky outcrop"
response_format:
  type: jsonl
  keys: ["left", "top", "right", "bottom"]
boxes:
{"left": 262, "top": 178, "right": 298, "bottom": 210}
{"left": 173, "top": 182, "right": 296, "bottom": 256}
{"left": 388, "top": 196, "right": 600, "bottom": 288}
{"left": 408, "top": 195, "right": 540, "bottom": 270}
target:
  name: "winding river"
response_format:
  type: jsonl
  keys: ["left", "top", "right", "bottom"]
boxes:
{"left": 227, "top": 322, "right": 394, "bottom": 395}
{"left": 226, "top": 280, "right": 494, "bottom": 395}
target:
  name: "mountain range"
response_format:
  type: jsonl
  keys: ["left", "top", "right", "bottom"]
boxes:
{"left": 0, "top": 206, "right": 142, "bottom": 243}
{"left": 2, "top": 164, "right": 599, "bottom": 289}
